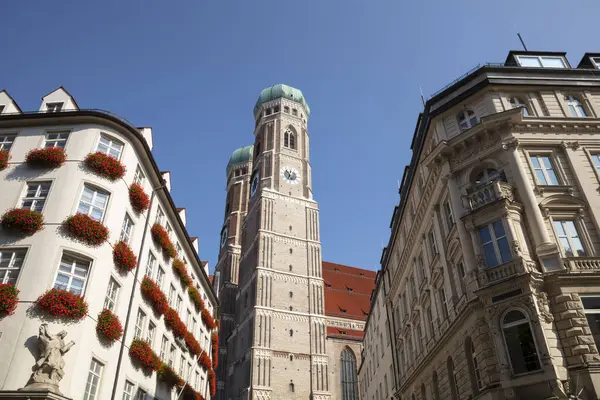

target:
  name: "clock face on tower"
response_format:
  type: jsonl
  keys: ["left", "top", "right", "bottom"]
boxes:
{"left": 281, "top": 166, "right": 300, "bottom": 185}
{"left": 220, "top": 226, "right": 228, "bottom": 248}
{"left": 250, "top": 171, "right": 260, "bottom": 198}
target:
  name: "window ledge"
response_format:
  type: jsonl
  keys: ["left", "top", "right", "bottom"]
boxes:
{"left": 535, "top": 184, "right": 574, "bottom": 196}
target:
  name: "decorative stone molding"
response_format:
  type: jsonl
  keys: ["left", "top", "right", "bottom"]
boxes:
{"left": 326, "top": 316, "right": 365, "bottom": 331}
{"left": 501, "top": 138, "right": 519, "bottom": 151}
{"left": 312, "top": 355, "right": 329, "bottom": 364}
{"left": 272, "top": 310, "right": 309, "bottom": 322}
{"left": 449, "top": 133, "right": 503, "bottom": 168}
{"left": 561, "top": 140, "right": 581, "bottom": 151}
{"left": 262, "top": 189, "right": 318, "bottom": 207}
{"left": 254, "top": 389, "right": 272, "bottom": 400}
{"left": 534, "top": 291, "right": 554, "bottom": 323}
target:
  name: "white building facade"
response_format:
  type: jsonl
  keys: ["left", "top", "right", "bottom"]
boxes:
{"left": 0, "top": 87, "right": 217, "bottom": 400}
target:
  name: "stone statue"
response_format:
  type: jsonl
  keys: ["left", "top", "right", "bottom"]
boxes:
{"left": 22, "top": 323, "right": 75, "bottom": 394}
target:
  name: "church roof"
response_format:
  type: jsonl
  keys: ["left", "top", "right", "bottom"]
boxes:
{"left": 322, "top": 261, "right": 376, "bottom": 322}
{"left": 253, "top": 84, "right": 310, "bottom": 118}
{"left": 226, "top": 145, "right": 253, "bottom": 176}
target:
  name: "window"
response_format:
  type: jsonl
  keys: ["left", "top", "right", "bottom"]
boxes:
{"left": 553, "top": 220, "right": 585, "bottom": 257}
{"left": 340, "top": 347, "right": 359, "bottom": 400}
{"left": 160, "top": 335, "right": 168, "bottom": 360}
{"left": 21, "top": 182, "right": 51, "bottom": 212}
{"left": 83, "top": 358, "right": 103, "bottom": 400}
{"left": 502, "top": 309, "right": 541, "bottom": 374}
{"left": 447, "top": 357, "right": 459, "bottom": 400}
{"left": 428, "top": 230, "right": 438, "bottom": 258}
{"left": 145, "top": 252, "right": 156, "bottom": 278}
{"left": 134, "top": 309, "right": 147, "bottom": 339}
{"left": 474, "top": 168, "right": 501, "bottom": 186}
{"left": 284, "top": 129, "right": 296, "bottom": 150}
{"left": 0, "top": 248, "right": 26, "bottom": 285}
{"left": 156, "top": 207, "right": 165, "bottom": 225}
{"left": 176, "top": 295, "right": 183, "bottom": 313}
{"left": 169, "top": 345, "right": 176, "bottom": 368}
{"left": 432, "top": 371, "right": 440, "bottom": 400}
{"left": 133, "top": 165, "right": 145, "bottom": 186}
{"left": 78, "top": 185, "right": 109, "bottom": 222}
{"left": 530, "top": 154, "right": 559, "bottom": 186}
{"left": 168, "top": 284, "right": 175, "bottom": 306}
{"left": 192, "top": 317, "right": 197, "bottom": 335}
{"left": 479, "top": 220, "right": 512, "bottom": 268}
{"left": 284, "top": 106, "right": 290, "bottom": 113}
{"left": 54, "top": 252, "right": 90, "bottom": 295}
{"left": 179, "top": 354, "right": 186, "bottom": 377}
{"left": 156, "top": 266, "right": 165, "bottom": 288}
{"left": 122, "top": 380, "right": 134, "bottom": 400}
{"left": 195, "top": 370, "right": 200, "bottom": 391}
{"left": 582, "top": 297, "right": 600, "bottom": 350}
{"left": 292, "top": 108, "right": 298, "bottom": 116}
{"left": 426, "top": 306, "right": 434, "bottom": 337}
{"left": 147, "top": 321, "right": 156, "bottom": 346}
{"left": 457, "top": 109, "right": 478, "bottom": 131}
{"left": 290, "top": 329, "right": 294, "bottom": 337}
{"left": 104, "top": 277, "right": 120, "bottom": 311}
{"left": 517, "top": 55, "right": 566, "bottom": 68}
{"left": 186, "top": 309, "right": 192, "bottom": 327}
{"left": 439, "top": 288, "right": 448, "bottom": 319}
{"left": 166, "top": 222, "right": 173, "bottom": 237}
{"left": 44, "top": 132, "right": 69, "bottom": 148}
{"left": 120, "top": 214, "right": 134, "bottom": 244}
{"left": 465, "top": 337, "right": 483, "bottom": 393}
{"left": 564, "top": 95, "right": 588, "bottom": 117}
{"left": 289, "top": 382, "right": 295, "bottom": 392}
{"left": 593, "top": 57, "right": 600, "bottom": 69}
{"left": 509, "top": 96, "right": 531, "bottom": 116}
{"left": 0, "top": 105, "right": 4, "bottom": 114}
{"left": 136, "top": 389, "right": 147, "bottom": 400}
{"left": 96, "top": 135, "right": 124, "bottom": 159}
{"left": 443, "top": 200, "right": 454, "bottom": 231}
{"left": 591, "top": 154, "right": 600, "bottom": 175}
{"left": 0, "top": 134, "right": 16, "bottom": 151}
{"left": 416, "top": 254, "right": 426, "bottom": 284}
{"left": 46, "top": 102, "right": 63, "bottom": 112}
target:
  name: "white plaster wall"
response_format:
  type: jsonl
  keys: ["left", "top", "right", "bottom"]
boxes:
{"left": 0, "top": 92, "right": 20, "bottom": 114}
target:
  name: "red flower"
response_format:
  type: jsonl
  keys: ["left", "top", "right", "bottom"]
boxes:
{"left": 0, "top": 283, "right": 19, "bottom": 318}
{"left": 164, "top": 307, "right": 187, "bottom": 339}
{"left": 96, "top": 308, "right": 123, "bottom": 343}
{"left": 211, "top": 332, "right": 219, "bottom": 368}
{"left": 183, "top": 331, "right": 203, "bottom": 357}
{"left": 140, "top": 277, "right": 168, "bottom": 315}
{"left": 201, "top": 308, "right": 216, "bottom": 330}
{"left": 151, "top": 224, "right": 177, "bottom": 258}
{"left": 1, "top": 208, "right": 44, "bottom": 235}
{"left": 173, "top": 258, "right": 192, "bottom": 287}
{"left": 63, "top": 213, "right": 109, "bottom": 247}
{"left": 0, "top": 149, "right": 9, "bottom": 170}
{"left": 37, "top": 288, "right": 88, "bottom": 320}
{"left": 129, "top": 183, "right": 150, "bottom": 213}
{"left": 84, "top": 152, "right": 126, "bottom": 181}
{"left": 25, "top": 147, "right": 67, "bottom": 168}
{"left": 199, "top": 351, "right": 212, "bottom": 370}
{"left": 181, "top": 384, "right": 205, "bottom": 400}
{"left": 157, "top": 362, "right": 184, "bottom": 388}
{"left": 113, "top": 241, "right": 137, "bottom": 272}
{"left": 188, "top": 286, "right": 205, "bottom": 312}
{"left": 129, "top": 339, "right": 161, "bottom": 373}
{"left": 208, "top": 368, "right": 216, "bottom": 396}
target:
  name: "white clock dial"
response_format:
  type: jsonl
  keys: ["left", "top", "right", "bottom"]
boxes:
{"left": 250, "top": 171, "right": 260, "bottom": 197}
{"left": 220, "top": 227, "right": 228, "bottom": 248}
{"left": 281, "top": 167, "right": 300, "bottom": 185}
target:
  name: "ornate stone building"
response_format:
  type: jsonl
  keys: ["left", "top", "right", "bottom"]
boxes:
{"left": 212, "top": 85, "right": 376, "bottom": 400}
{"left": 360, "top": 51, "right": 600, "bottom": 400}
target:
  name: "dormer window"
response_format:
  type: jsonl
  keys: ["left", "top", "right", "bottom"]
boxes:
{"left": 593, "top": 57, "right": 600, "bottom": 69}
{"left": 457, "top": 109, "right": 478, "bottom": 132}
{"left": 0, "top": 105, "right": 5, "bottom": 114}
{"left": 339, "top": 306, "right": 347, "bottom": 313}
{"left": 517, "top": 55, "right": 566, "bottom": 68}
{"left": 508, "top": 96, "right": 531, "bottom": 116}
{"left": 564, "top": 95, "right": 588, "bottom": 117}
{"left": 46, "top": 102, "right": 63, "bottom": 113}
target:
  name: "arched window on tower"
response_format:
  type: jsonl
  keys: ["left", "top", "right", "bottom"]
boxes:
{"left": 340, "top": 347, "right": 359, "bottom": 400}
{"left": 284, "top": 129, "right": 296, "bottom": 150}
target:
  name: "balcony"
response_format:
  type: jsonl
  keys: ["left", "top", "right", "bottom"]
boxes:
{"left": 467, "top": 180, "right": 515, "bottom": 211}
{"left": 477, "top": 257, "right": 536, "bottom": 286}
{"left": 564, "top": 257, "right": 600, "bottom": 273}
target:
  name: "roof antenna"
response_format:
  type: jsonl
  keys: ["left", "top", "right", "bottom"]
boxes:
{"left": 419, "top": 86, "right": 426, "bottom": 107}
{"left": 514, "top": 24, "right": 528, "bottom": 51}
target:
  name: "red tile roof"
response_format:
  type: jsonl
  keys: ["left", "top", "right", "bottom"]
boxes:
{"left": 327, "top": 326, "right": 365, "bottom": 340}
{"left": 322, "top": 261, "right": 376, "bottom": 321}
{"left": 208, "top": 274, "right": 214, "bottom": 285}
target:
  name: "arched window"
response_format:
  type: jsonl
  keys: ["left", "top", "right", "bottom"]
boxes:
{"left": 457, "top": 109, "right": 478, "bottom": 132}
{"left": 565, "top": 95, "right": 588, "bottom": 117}
{"left": 284, "top": 129, "right": 296, "bottom": 150}
{"left": 289, "top": 381, "right": 295, "bottom": 392}
{"left": 412, "top": 394, "right": 416, "bottom": 400}
{"left": 509, "top": 96, "right": 531, "bottom": 116}
{"left": 447, "top": 357, "right": 459, "bottom": 400}
{"left": 292, "top": 108, "right": 298, "bottom": 116}
{"left": 465, "top": 337, "right": 483, "bottom": 394}
{"left": 284, "top": 106, "right": 290, "bottom": 113}
{"left": 421, "top": 383, "right": 427, "bottom": 399}
{"left": 340, "top": 347, "right": 359, "bottom": 400}
{"left": 502, "top": 309, "right": 541, "bottom": 374}
{"left": 474, "top": 168, "right": 501, "bottom": 185}
{"left": 289, "top": 329, "right": 294, "bottom": 337}
{"left": 432, "top": 371, "right": 440, "bottom": 400}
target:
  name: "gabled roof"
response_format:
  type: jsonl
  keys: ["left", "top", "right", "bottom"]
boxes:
{"left": 41, "top": 86, "right": 80, "bottom": 109}
{"left": 0, "top": 89, "right": 23, "bottom": 113}
{"left": 322, "top": 261, "right": 376, "bottom": 321}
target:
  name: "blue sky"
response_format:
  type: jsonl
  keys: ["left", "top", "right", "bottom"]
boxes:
{"left": 3, "top": 1, "right": 599, "bottom": 272}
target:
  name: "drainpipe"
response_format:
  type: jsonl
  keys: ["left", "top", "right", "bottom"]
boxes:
{"left": 110, "top": 184, "right": 166, "bottom": 400}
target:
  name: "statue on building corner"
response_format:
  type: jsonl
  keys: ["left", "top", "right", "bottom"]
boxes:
{"left": 22, "top": 323, "right": 75, "bottom": 395}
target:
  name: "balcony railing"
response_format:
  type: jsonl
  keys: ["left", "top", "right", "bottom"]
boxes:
{"left": 478, "top": 257, "right": 535, "bottom": 286}
{"left": 467, "top": 180, "right": 515, "bottom": 211}
{"left": 564, "top": 257, "right": 600, "bottom": 273}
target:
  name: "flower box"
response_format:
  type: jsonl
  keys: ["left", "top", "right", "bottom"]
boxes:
{"left": 96, "top": 309, "right": 123, "bottom": 343}
{"left": 173, "top": 259, "right": 191, "bottom": 287}
{"left": 184, "top": 331, "right": 202, "bottom": 357}
{"left": 0, "top": 284, "right": 19, "bottom": 318}
{"left": 208, "top": 368, "right": 216, "bottom": 396}
{"left": 201, "top": 308, "right": 216, "bottom": 330}
{"left": 140, "top": 277, "right": 168, "bottom": 315}
{"left": 37, "top": 288, "right": 88, "bottom": 320}
{"left": 188, "top": 286, "right": 205, "bottom": 312}
{"left": 211, "top": 332, "right": 219, "bottom": 368}
{"left": 182, "top": 384, "right": 205, "bottom": 400}
{"left": 151, "top": 224, "right": 176, "bottom": 258}
{"left": 199, "top": 352, "right": 212, "bottom": 370}
{"left": 157, "top": 362, "right": 184, "bottom": 388}
{"left": 84, "top": 152, "right": 126, "bottom": 181}
{"left": 0, "top": 149, "right": 9, "bottom": 171}
{"left": 63, "top": 213, "right": 109, "bottom": 246}
{"left": 1, "top": 208, "right": 44, "bottom": 235}
{"left": 164, "top": 307, "right": 187, "bottom": 339}
{"left": 129, "top": 339, "right": 160, "bottom": 373}
{"left": 113, "top": 241, "right": 137, "bottom": 272}
{"left": 129, "top": 183, "right": 150, "bottom": 213}
{"left": 25, "top": 147, "right": 67, "bottom": 168}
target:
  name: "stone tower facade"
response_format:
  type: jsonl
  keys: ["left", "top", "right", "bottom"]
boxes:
{"left": 225, "top": 85, "right": 331, "bottom": 400}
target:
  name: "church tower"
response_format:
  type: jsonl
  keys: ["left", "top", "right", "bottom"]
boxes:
{"left": 226, "top": 85, "right": 330, "bottom": 400}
